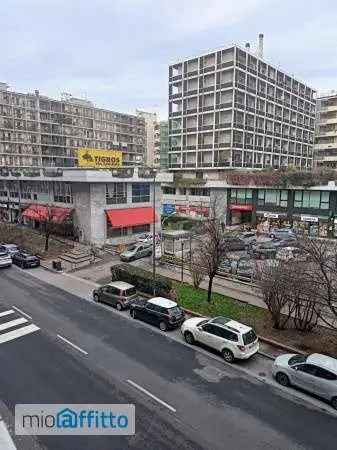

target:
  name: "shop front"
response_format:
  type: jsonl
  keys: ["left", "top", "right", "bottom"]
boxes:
{"left": 292, "top": 214, "right": 330, "bottom": 238}
{"left": 228, "top": 204, "right": 253, "bottom": 225}
{"left": 0, "top": 203, "right": 9, "bottom": 222}
{"left": 256, "top": 211, "right": 291, "bottom": 233}
{"left": 22, "top": 204, "right": 74, "bottom": 237}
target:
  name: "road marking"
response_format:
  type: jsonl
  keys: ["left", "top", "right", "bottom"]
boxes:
{"left": 0, "top": 324, "right": 40, "bottom": 345}
{"left": 0, "top": 318, "right": 28, "bottom": 332}
{"left": 0, "top": 310, "right": 15, "bottom": 318}
{"left": 12, "top": 306, "right": 32, "bottom": 320}
{"left": 0, "top": 419, "right": 16, "bottom": 450}
{"left": 57, "top": 334, "right": 88, "bottom": 356}
{"left": 126, "top": 379, "right": 176, "bottom": 413}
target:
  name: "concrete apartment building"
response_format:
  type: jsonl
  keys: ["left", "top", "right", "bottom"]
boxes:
{"left": 0, "top": 82, "right": 146, "bottom": 168}
{"left": 315, "top": 91, "right": 337, "bottom": 169}
{"left": 159, "top": 121, "right": 169, "bottom": 169}
{"left": 168, "top": 35, "right": 316, "bottom": 177}
{"left": 136, "top": 110, "right": 160, "bottom": 167}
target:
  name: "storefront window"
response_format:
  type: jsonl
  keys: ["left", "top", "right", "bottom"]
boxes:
{"left": 132, "top": 224, "right": 150, "bottom": 234}
{"left": 107, "top": 226, "right": 128, "bottom": 238}
{"left": 294, "top": 191, "right": 329, "bottom": 209}
{"left": 106, "top": 183, "right": 127, "bottom": 204}
{"left": 132, "top": 183, "right": 150, "bottom": 203}
{"left": 257, "top": 189, "right": 288, "bottom": 207}
{"left": 230, "top": 188, "right": 252, "bottom": 204}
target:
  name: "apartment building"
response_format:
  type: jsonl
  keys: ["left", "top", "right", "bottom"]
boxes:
{"left": 0, "top": 83, "right": 146, "bottom": 168}
{"left": 168, "top": 35, "right": 316, "bottom": 177}
{"left": 136, "top": 110, "right": 160, "bottom": 167}
{"left": 315, "top": 91, "right": 337, "bottom": 169}
{"left": 159, "top": 121, "right": 169, "bottom": 169}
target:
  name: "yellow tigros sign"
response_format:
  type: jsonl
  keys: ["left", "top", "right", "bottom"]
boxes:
{"left": 77, "top": 149, "right": 122, "bottom": 168}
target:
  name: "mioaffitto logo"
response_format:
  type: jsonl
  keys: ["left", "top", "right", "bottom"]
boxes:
{"left": 15, "top": 404, "right": 135, "bottom": 435}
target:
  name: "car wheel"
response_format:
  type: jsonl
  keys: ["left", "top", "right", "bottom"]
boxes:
{"left": 130, "top": 309, "right": 137, "bottom": 319}
{"left": 116, "top": 303, "right": 123, "bottom": 311}
{"left": 276, "top": 372, "right": 290, "bottom": 387}
{"left": 93, "top": 294, "right": 99, "bottom": 303}
{"left": 184, "top": 331, "right": 195, "bottom": 345}
{"left": 222, "top": 349, "right": 235, "bottom": 363}
{"left": 331, "top": 397, "right": 337, "bottom": 411}
{"left": 159, "top": 321, "right": 168, "bottom": 332}
{"left": 21, "top": 261, "right": 25, "bottom": 269}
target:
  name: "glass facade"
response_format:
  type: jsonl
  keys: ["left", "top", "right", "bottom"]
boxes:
{"left": 230, "top": 188, "right": 252, "bottom": 204}
{"left": 132, "top": 183, "right": 150, "bottom": 203}
{"left": 294, "top": 191, "right": 330, "bottom": 209}
{"left": 258, "top": 189, "right": 288, "bottom": 207}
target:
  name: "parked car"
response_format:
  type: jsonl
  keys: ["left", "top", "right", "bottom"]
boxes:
{"left": 181, "top": 316, "right": 259, "bottom": 363}
{"left": 12, "top": 251, "right": 40, "bottom": 269}
{"left": 237, "top": 231, "right": 257, "bottom": 247}
{"left": 0, "top": 250, "right": 12, "bottom": 268}
{"left": 120, "top": 243, "right": 152, "bottom": 262}
{"left": 93, "top": 281, "right": 138, "bottom": 310}
{"left": 248, "top": 241, "right": 278, "bottom": 259}
{"left": 221, "top": 237, "right": 247, "bottom": 252}
{"left": 269, "top": 228, "right": 296, "bottom": 240}
{"left": 137, "top": 233, "right": 161, "bottom": 245}
{"left": 273, "top": 353, "right": 337, "bottom": 410}
{"left": 0, "top": 243, "right": 20, "bottom": 256}
{"left": 218, "top": 257, "right": 254, "bottom": 281}
{"left": 218, "top": 258, "right": 235, "bottom": 275}
{"left": 276, "top": 246, "right": 307, "bottom": 262}
{"left": 130, "top": 297, "right": 185, "bottom": 331}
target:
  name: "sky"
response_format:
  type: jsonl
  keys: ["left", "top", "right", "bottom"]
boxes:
{"left": 1, "top": 0, "right": 336, "bottom": 119}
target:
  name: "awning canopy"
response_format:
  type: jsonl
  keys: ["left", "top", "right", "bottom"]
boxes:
{"left": 106, "top": 207, "right": 158, "bottom": 228}
{"left": 22, "top": 204, "right": 73, "bottom": 224}
{"left": 229, "top": 204, "right": 253, "bottom": 212}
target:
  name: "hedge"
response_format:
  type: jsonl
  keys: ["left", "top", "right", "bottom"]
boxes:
{"left": 110, "top": 264, "right": 174, "bottom": 297}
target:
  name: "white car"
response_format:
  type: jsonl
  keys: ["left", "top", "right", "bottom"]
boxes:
{"left": 0, "top": 250, "right": 12, "bottom": 268}
{"left": 0, "top": 243, "right": 19, "bottom": 256}
{"left": 181, "top": 316, "right": 259, "bottom": 363}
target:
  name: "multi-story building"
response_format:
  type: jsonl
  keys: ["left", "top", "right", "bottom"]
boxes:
{"left": 0, "top": 82, "right": 146, "bottom": 168}
{"left": 0, "top": 166, "right": 171, "bottom": 246}
{"left": 168, "top": 35, "right": 316, "bottom": 177}
{"left": 159, "top": 121, "right": 169, "bottom": 169}
{"left": 315, "top": 91, "right": 337, "bottom": 169}
{"left": 136, "top": 110, "right": 159, "bottom": 167}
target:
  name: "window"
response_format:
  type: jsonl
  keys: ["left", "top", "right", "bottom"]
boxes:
{"left": 53, "top": 182, "right": 73, "bottom": 204}
{"left": 294, "top": 191, "right": 329, "bottom": 209}
{"left": 107, "top": 226, "right": 128, "bottom": 238}
{"left": 258, "top": 189, "right": 288, "bottom": 207}
{"left": 295, "top": 364, "right": 318, "bottom": 376}
{"left": 230, "top": 188, "right": 252, "bottom": 205}
{"left": 132, "top": 183, "right": 150, "bottom": 203}
{"left": 132, "top": 224, "right": 150, "bottom": 234}
{"left": 162, "top": 186, "right": 176, "bottom": 195}
{"left": 202, "top": 324, "right": 218, "bottom": 335}
{"left": 106, "top": 183, "right": 127, "bottom": 204}
{"left": 190, "top": 188, "right": 210, "bottom": 197}
{"left": 315, "top": 367, "right": 337, "bottom": 381}
{"left": 217, "top": 328, "right": 238, "bottom": 341}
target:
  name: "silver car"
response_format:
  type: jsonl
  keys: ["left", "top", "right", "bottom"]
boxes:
{"left": 273, "top": 353, "right": 337, "bottom": 410}
{"left": 120, "top": 243, "right": 152, "bottom": 262}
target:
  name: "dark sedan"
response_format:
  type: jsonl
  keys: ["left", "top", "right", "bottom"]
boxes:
{"left": 12, "top": 251, "right": 40, "bottom": 269}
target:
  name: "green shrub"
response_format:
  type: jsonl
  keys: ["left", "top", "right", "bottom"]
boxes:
{"left": 110, "top": 264, "right": 173, "bottom": 297}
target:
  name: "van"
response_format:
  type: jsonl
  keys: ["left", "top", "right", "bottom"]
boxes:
{"left": 93, "top": 281, "right": 138, "bottom": 310}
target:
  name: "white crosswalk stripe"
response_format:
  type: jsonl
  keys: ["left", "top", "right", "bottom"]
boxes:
{"left": 0, "top": 309, "right": 40, "bottom": 345}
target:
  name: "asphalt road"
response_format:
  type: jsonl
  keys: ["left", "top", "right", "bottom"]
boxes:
{"left": 0, "top": 267, "right": 336, "bottom": 450}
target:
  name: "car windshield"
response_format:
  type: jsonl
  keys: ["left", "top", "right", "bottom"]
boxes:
{"left": 127, "top": 245, "right": 137, "bottom": 251}
{"left": 243, "top": 329, "right": 257, "bottom": 345}
{"left": 168, "top": 306, "right": 182, "bottom": 316}
{"left": 288, "top": 355, "right": 307, "bottom": 366}
{"left": 124, "top": 287, "right": 137, "bottom": 296}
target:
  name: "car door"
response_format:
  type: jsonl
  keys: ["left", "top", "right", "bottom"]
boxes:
{"left": 311, "top": 367, "right": 337, "bottom": 400}
{"left": 100, "top": 286, "right": 112, "bottom": 304}
{"left": 15, "top": 253, "right": 23, "bottom": 265}
{"left": 141, "top": 303, "right": 157, "bottom": 324}
{"left": 198, "top": 324, "right": 221, "bottom": 350}
{"left": 108, "top": 286, "right": 120, "bottom": 307}
{"left": 135, "top": 246, "right": 142, "bottom": 260}
{"left": 292, "top": 364, "right": 318, "bottom": 393}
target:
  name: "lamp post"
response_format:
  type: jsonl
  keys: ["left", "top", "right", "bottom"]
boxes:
{"left": 181, "top": 240, "right": 184, "bottom": 283}
{"left": 152, "top": 170, "right": 156, "bottom": 296}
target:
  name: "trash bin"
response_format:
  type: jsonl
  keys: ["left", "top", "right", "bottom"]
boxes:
{"left": 52, "top": 260, "right": 62, "bottom": 271}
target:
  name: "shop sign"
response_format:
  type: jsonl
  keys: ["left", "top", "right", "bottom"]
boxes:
{"left": 9, "top": 203, "right": 20, "bottom": 210}
{"left": 263, "top": 212, "right": 279, "bottom": 219}
{"left": 301, "top": 215, "right": 319, "bottom": 223}
{"left": 0, "top": 203, "right": 7, "bottom": 208}
{"left": 162, "top": 204, "right": 176, "bottom": 216}
{"left": 78, "top": 148, "right": 122, "bottom": 168}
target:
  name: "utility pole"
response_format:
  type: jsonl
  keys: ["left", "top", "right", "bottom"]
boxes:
{"left": 152, "top": 170, "right": 156, "bottom": 296}
{"left": 181, "top": 240, "right": 184, "bottom": 283}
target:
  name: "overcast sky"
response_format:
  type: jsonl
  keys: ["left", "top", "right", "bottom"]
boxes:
{"left": 1, "top": 0, "right": 336, "bottom": 119}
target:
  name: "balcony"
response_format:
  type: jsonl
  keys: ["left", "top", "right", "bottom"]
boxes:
{"left": 169, "top": 92, "right": 182, "bottom": 100}
{"left": 200, "top": 86, "right": 214, "bottom": 93}
{"left": 218, "top": 61, "right": 234, "bottom": 69}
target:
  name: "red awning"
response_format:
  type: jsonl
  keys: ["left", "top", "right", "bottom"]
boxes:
{"left": 229, "top": 204, "right": 253, "bottom": 212}
{"left": 22, "top": 204, "right": 73, "bottom": 224}
{"left": 106, "top": 207, "right": 158, "bottom": 228}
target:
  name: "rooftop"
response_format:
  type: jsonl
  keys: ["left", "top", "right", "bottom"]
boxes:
{"left": 148, "top": 297, "right": 177, "bottom": 309}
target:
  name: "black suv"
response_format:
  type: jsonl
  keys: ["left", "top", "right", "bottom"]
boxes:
{"left": 130, "top": 297, "right": 185, "bottom": 331}
{"left": 12, "top": 251, "right": 40, "bottom": 268}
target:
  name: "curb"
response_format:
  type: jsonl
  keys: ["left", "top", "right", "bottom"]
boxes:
{"left": 181, "top": 307, "right": 305, "bottom": 358}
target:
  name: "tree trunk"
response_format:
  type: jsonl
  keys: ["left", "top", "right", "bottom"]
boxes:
{"left": 207, "top": 274, "right": 214, "bottom": 303}
{"left": 45, "top": 228, "right": 50, "bottom": 252}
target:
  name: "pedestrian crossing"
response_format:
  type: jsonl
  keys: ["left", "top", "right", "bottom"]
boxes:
{"left": 0, "top": 309, "right": 39, "bottom": 345}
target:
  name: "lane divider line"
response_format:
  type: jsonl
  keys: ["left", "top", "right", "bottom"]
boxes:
{"left": 126, "top": 379, "right": 176, "bottom": 413}
{"left": 0, "top": 310, "right": 15, "bottom": 318}
{"left": 57, "top": 334, "right": 88, "bottom": 356}
{"left": 12, "top": 306, "right": 32, "bottom": 320}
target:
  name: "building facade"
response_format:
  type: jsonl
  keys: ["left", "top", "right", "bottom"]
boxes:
{"left": 0, "top": 167, "right": 171, "bottom": 246}
{"left": 168, "top": 41, "right": 316, "bottom": 176}
{"left": 0, "top": 83, "right": 146, "bottom": 168}
{"left": 162, "top": 180, "right": 337, "bottom": 239}
{"left": 136, "top": 110, "right": 160, "bottom": 167}
{"left": 315, "top": 91, "right": 337, "bottom": 169}
{"left": 159, "top": 121, "right": 169, "bottom": 169}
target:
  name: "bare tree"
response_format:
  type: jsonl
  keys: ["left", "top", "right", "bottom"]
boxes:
{"left": 257, "top": 261, "right": 297, "bottom": 329}
{"left": 189, "top": 251, "right": 205, "bottom": 289}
